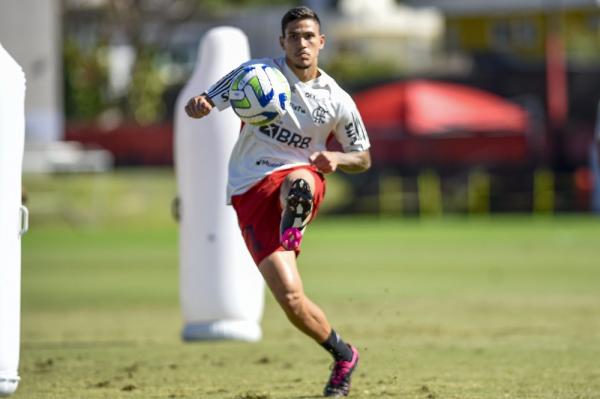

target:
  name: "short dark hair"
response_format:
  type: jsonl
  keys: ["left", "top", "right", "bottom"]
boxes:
{"left": 281, "top": 6, "right": 321, "bottom": 36}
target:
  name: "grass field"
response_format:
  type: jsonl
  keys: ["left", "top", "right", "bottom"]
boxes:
{"left": 15, "top": 170, "right": 600, "bottom": 398}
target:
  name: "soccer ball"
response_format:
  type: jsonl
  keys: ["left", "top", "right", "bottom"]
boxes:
{"left": 229, "top": 63, "right": 291, "bottom": 126}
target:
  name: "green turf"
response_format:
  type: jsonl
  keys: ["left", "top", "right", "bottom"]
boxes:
{"left": 15, "top": 171, "right": 600, "bottom": 398}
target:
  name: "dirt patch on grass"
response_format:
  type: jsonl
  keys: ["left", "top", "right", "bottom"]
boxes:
{"left": 234, "top": 392, "right": 271, "bottom": 399}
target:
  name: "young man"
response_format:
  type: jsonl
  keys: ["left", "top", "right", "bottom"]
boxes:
{"left": 185, "top": 6, "right": 371, "bottom": 397}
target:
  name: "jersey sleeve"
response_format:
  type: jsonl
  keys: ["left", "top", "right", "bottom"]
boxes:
{"left": 205, "top": 64, "right": 246, "bottom": 111}
{"left": 205, "top": 58, "right": 274, "bottom": 111}
{"left": 333, "top": 95, "right": 371, "bottom": 153}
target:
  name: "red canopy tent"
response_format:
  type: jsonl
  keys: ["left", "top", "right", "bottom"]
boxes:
{"left": 352, "top": 80, "right": 534, "bottom": 166}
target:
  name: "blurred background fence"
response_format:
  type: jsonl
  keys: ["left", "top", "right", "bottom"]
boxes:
{"left": 2, "top": 0, "right": 600, "bottom": 220}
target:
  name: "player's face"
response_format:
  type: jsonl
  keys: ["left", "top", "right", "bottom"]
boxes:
{"left": 280, "top": 18, "right": 325, "bottom": 71}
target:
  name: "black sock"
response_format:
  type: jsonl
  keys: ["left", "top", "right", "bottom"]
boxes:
{"left": 320, "top": 329, "right": 353, "bottom": 361}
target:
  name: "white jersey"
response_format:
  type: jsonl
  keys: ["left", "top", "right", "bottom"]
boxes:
{"left": 206, "top": 57, "right": 370, "bottom": 203}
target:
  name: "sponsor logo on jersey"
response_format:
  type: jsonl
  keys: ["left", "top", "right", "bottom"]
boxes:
{"left": 291, "top": 103, "right": 306, "bottom": 114}
{"left": 304, "top": 92, "right": 317, "bottom": 100}
{"left": 312, "top": 105, "right": 329, "bottom": 124}
{"left": 258, "top": 123, "right": 312, "bottom": 148}
{"left": 255, "top": 158, "right": 285, "bottom": 167}
{"left": 345, "top": 121, "right": 359, "bottom": 145}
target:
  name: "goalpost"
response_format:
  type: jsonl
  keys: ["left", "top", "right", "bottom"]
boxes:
{"left": 0, "top": 43, "right": 28, "bottom": 397}
{"left": 174, "top": 27, "right": 264, "bottom": 341}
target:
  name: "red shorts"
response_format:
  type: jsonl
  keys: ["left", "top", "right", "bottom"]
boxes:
{"left": 231, "top": 166, "right": 326, "bottom": 265}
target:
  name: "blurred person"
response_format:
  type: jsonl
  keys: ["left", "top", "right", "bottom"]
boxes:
{"left": 591, "top": 100, "right": 600, "bottom": 214}
{"left": 185, "top": 6, "right": 370, "bottom": 397}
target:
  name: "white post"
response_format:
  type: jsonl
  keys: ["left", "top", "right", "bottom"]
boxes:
{"left": 0, "top": 43, "right": 27, "bottom": 397}
{"left": 174, "top": 27, "right": 264, "bottom": 341}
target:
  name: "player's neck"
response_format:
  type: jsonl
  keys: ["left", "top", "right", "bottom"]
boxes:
{"left": 286, "top": 59, "right": 319, "bottom": 82}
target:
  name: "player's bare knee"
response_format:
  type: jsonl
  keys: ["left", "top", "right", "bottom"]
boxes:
{"left": 291, "top": 170, "right": 315, "bottom": 189}
{"left": 279, "top": 171, "right": 315, "bottom": 208}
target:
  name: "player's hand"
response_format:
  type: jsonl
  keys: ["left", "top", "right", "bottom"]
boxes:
{"left": 309, "top": 151, "right": 339, "bottom": 174}
{"left": 185, "top": 95, "right": 213, "bottom": 119}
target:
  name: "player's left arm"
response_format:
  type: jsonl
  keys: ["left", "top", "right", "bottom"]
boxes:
{"left": 309, "top": 150, "right": 371, "bottom": 174}
{"left": 312, "top": 93, "right": 371, "bottom": 174}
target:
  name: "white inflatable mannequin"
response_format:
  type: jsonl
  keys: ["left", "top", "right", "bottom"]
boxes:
{"left": 0, "top": 43, "right": 28, "bottom": 397}
{"left": 174, "top": 27, "right": 264, "bottom": 341}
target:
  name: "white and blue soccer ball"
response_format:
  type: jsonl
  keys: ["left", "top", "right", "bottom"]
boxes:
{"left": 229, "top": 63, "right": 291, "bottom": 126}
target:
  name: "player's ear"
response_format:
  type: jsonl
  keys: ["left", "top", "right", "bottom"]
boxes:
{"left": 279, "top": 35, "right": 285, "bottom": 49}
{"left": 319, "top": 34, "right": 325, "bottom": 50}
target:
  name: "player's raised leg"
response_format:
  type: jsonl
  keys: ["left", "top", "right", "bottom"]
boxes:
{"left": 279, "top": 169, "right": 316, "bottom": 251}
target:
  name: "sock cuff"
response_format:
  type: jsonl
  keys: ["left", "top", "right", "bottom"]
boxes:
{"left": 320, "top": 329, "right": 352, "bottom": 361}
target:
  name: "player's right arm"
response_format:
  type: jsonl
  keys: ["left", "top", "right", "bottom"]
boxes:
{"left": 184, "top": 59, "right": 272, "bottom": 119}
{"left": 185, "top": 94, "right": 214, "bottom": 119}
{"left": 184, "top": 64, "right": 245, "bottom": 119}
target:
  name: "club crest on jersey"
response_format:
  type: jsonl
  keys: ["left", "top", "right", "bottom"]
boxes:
{"left": 258, "top": 123, "right": 312, "bottom": 149}
{"left": 312, "top": 105, "right": 329, "bottom": 125}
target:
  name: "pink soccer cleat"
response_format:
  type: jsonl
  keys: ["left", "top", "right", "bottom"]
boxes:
{"left": 323, "top": 345, "right": 359, "bottom": 397}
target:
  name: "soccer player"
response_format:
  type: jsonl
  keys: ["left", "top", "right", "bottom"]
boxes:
{"left": 185, "top": 6, "right": 371, "bottom": 397}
